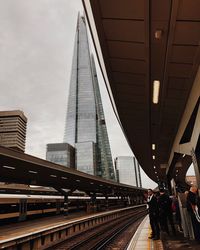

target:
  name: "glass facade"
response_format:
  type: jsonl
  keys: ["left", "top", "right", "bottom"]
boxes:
{"left": 63, "top": 15, "right": 115, "bottom": 180}
{"left": 91, "top": 55, "right": 115, "bottom": 180}
{"left": 75, "top": 141, "right": 96, "bottom": 175}
{"left": 135, "top": 159, "right": 142, "bottom": 187}
{"left": 115, "top": 156, "right": 142, "bottom": 187}
{"left": 46, "top": 143, "right": 75, "bottom": 168}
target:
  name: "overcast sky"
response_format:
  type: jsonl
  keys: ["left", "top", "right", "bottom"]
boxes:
{"left": 0, "top": 0, "right": 161, "bottom": 188}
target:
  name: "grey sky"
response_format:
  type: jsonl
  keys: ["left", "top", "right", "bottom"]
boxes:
{"left": 0, "top": 0, "right": 159, "bottom": 188}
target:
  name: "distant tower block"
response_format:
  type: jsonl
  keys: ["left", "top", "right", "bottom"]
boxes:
{"left": 46, "top": 143, "right": 75, "bottom": 168}
{"left": 63, "top": 15, "right": 115, "bottom": 181}
{"left": 115, "top": 156, "right": 142, "bottom": 187}
{"left": 0, "top": 110, "right": 27, "bottom": 152}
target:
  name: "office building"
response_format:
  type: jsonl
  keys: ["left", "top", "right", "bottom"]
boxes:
{"left": 63, "top": 15, "right": 115, "bottom": 180}
{"left": 0, "top": 110, "right": 27, "bottom": 152}
{"left": 46, "top": 143, "right": 75, "bottom": 168}
{"left": 115, "top": 156, "right": 142, "bottom": 187}
{"left": 133, "top": 157, "right": 142, "bottom": 187}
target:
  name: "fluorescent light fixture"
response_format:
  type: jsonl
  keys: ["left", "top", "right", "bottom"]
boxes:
{"left": 152, "top": 155, "right": 155, "bottom": 160}
{"left": 28, "top": 170, "right": 37, "bottom": 174}
{"left": 50, "top": 175, "right": 57, "bottom": 178}
{"left": 29, "top": 185, "right": 41, "bottom": 188}
{"left": 153, "top": 80, "right": 160, "bottom": 104}
{"left": 90, "top": 182, "right": 94, "bottom": 185}
{"left": 3, "top": 165, "right": 15, "bottom": 170}
{"left": 152, "top": 144, "right": 156, "bottom": 150}
{"left": 76, "top": 179, "right": 80, "bottom": 182}
{"left": 61, "top": 177, "right": 67, "bottom": 180}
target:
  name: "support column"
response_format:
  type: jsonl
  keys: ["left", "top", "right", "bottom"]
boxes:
{"left": 105, "top": 194, "right": 109, "bottom": 211}
{"left": 191, "top": 148, "right": 200, "bottom": 189}
{"left": 167, "top": 175, "right": 173, "bottom": 195}
{"left": 54, "top": 187, "right": 75, "bottom": 217}
{"left": 91, "top": 193, "right": 96, "bottom": 212}
{"left": 63, "top": 195, "right": 69, "bottom": 216}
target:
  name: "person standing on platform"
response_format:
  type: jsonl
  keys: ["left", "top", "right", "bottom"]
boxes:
{"left": 178, "top": 191, "right": 194, "bottom": 239}
{"left": 147, "top": 189, "right": 160, "bottom": 240}
{"left": 187, "top": 186, "right": 200, "bottom": 242}
{"left": 158, "top": 188, "right": 176, "bottom": 236}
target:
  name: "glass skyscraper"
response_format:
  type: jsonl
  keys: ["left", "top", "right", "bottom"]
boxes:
{"left": 115, "top": 156, "right": 142, "bottom": 187}
{"left": 63, "top": 15, "right": 115, "bottom": 181}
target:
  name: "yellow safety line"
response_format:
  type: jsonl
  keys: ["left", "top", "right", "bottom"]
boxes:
{"left": 148, "top": 225, "right": 151, "bottom": 250}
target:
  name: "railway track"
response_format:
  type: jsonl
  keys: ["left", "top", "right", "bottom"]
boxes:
{"left": 47, "top": 206, "right": 147, "bottom": 250}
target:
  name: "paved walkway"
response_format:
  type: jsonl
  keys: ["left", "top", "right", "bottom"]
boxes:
{"left": 0, "top": 212, "right": 87, "bottom": 242}
{"left": 127, "top": 216, "right": 164, "bottom": 250}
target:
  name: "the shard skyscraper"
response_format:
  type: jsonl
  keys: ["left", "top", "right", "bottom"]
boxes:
{"left": 63, "top": 15, "right": 115, "bottom": 181}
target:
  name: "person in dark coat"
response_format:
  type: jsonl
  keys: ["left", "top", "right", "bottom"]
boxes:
{"left": 147, "top": 189, "right": 160, "bottom": 240}
{"left": 157, "top": 188, "right": 176, "bottom": 235}
{"left": 187, "top": 186, "right": 200, "bottom": 242}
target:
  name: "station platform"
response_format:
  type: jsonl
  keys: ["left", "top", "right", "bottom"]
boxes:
{"left": 127, "top": 216, "right": 164, "bottom": 250}
{"left": 0, "top": 211, "right": 87, "bottom": 243}
{"left": 127, "top": 215, "right": 200, "bottom": 250}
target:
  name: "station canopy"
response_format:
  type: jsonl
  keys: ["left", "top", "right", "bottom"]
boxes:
{"left": 83, "top": 0, "right": 200, "bottom": 183}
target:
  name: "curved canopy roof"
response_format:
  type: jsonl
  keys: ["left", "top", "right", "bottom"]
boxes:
{"left": 83, "top": 0, "right": 200, "bottom": 183}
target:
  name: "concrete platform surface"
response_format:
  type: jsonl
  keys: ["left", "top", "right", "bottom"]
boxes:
{"left": 0, "top": 212, "right": 87, "bottom": 242}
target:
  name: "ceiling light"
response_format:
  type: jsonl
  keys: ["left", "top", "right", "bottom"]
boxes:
{"left": 153, "top": 80, "right": 160, "bottom": 104}
{"left": 152, "top": 155, "right": 155, "bottom": 160}
{"left": 61, "top": 177, "right": 67, "bottom": 180}
{"left": 155, "top": 30, "right": 163, "bottom": 39}
{"left": 50, "top": 175, "right": 57, "bottom": 178}
{"left": 154, "top": 166, "right": 156, "bottom": 169}
{"left": 29, "top": 170, "right": 37, "bottom": 174}
{"left": 183, "top": 154, "right": 186, "bottom": 158}
{"left": 29, "top": 185, "right": 40, "bottom": 188}
{"left": 90, "top": 182, "right": 94, "bottom": 185}
{"left": 155, "top": 171, "right": 157, "bottom": 174}
{"left": 3, "top": 165, "right": 15, "bottom": 170}
{"left": 152, "top": 144, "right": 156, "bottom": 150}
{"left": 76, "top": 179, "right": 80, "bottom": 182}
